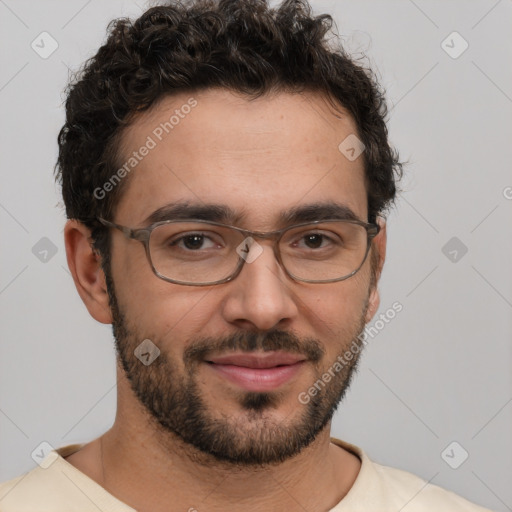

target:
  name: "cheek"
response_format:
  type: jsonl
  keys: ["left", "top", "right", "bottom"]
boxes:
{"left": 113, "top": 251, "right": 217, "bottom": 346}
{"left": 300, "top": 273, "right": 370, "bottom": 338}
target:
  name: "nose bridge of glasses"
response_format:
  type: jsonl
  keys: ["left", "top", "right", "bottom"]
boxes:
{"left": 228, "top": 227, "right": 284, "bottom": 279}
{"left": 239, "top": 227, "right": 286, "bottom": 259}
{"left": 235, "top": 224, "right": 281, "bottom": 240}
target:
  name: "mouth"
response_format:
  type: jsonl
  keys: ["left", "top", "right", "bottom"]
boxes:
{"left": 204, "top": 352, "right": 307, "bottom": 392}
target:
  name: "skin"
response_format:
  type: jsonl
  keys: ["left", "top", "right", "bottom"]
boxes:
{"left": 64, "top": 88, "right": 387, "bottom": 512}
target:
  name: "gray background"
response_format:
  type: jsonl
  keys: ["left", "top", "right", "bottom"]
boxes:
{"left": 1, "top": 0, "right": 511, "bottom": 510}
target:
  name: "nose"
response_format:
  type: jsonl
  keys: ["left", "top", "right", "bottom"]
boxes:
{"left": 220, "top": 242, "right": 299, "bottom": 331}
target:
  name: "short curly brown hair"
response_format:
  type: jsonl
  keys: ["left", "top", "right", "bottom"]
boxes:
{"left": 55, "top": 0, "right": 401, "bottom": 273}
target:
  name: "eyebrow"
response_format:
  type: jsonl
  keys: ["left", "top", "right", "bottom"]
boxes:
{"left": 141, "top": 200, "right": 362, "bottom": 227}
{"left": 142, "top": 202, "right": 247, "bottom": 226}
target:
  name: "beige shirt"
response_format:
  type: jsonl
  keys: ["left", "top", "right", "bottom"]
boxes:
{"left": 0, "top": 437, "right": 492, "bottom": 511}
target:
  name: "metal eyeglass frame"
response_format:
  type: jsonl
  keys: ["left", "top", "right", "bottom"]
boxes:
{"left": 97, "top": 216, "right": 380, "bottom": 286}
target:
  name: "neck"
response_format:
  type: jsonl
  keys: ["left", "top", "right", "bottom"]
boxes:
{"left": 101, "top": 425, "right": 358, "bottom": 512}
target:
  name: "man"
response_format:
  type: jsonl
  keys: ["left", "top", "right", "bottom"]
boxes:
{"left": 0, "top": 0, "right": 493, "bottom": 510}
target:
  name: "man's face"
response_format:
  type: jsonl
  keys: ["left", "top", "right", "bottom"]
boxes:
{"left": 106, "top": 89, "right": 382, "bottom": 465}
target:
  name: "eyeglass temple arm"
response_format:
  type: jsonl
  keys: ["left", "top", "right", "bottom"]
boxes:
{"left": 98, "top": 217, "right": 146, "bottom": 241}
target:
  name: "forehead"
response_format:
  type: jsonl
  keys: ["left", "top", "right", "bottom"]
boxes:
{"left": 114, "top": 88, "right": 367, "bottom": 228}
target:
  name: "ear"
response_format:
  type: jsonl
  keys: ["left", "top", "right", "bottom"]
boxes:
{"left": 64, "top": 220, "right": 113, "bottom": 324}
{"left": 365, "top": 217, "right": 387, "bottom": 324}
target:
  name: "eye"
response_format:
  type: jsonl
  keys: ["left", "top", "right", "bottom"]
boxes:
{"left": 301, "top": 233, "right": 327, "bottom": 249}
{"left": 293, "top": 231, "right": 339, "bottom": 250}
{"left": 170, "top": 232, "right": 221, "bottom": 251}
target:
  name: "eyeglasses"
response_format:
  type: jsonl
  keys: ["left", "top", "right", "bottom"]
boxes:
{"left": 97, "top": 217, "right": 380, "bottom": 286}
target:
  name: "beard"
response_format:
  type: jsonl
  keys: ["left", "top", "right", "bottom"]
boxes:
{"left": 106, "top": 272, "right": 369, "bottom": 467}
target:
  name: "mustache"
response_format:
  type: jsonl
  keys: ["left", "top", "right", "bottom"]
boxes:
{"left": 183, "top": 330, "right": 324, "bottom": 367}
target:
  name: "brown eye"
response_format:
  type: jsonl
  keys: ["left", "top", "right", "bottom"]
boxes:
{"left": 303, "top": 234, "right": 324, "bottom": 249}
{"left": 181, "top": 234, "right": 206, "bottom": 250}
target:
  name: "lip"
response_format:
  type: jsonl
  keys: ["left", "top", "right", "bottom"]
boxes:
{"left": 207, "top": 352, "right": 306, "bottom": 368}
{"left": 205, "top": 351, "right": 307, "bottom": 392}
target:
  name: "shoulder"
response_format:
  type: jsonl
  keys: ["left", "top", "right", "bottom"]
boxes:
{"left": 0, "top": 444, "right": 135, "bottom": 512}
{"left": 330, "top": 437, "right": 493, "bottom": 512}
{"left": 0, "top": 463, "right": 76, "bottom": 512}
{"left": 373, "top": 462, "right": 492, "bottom": 511}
